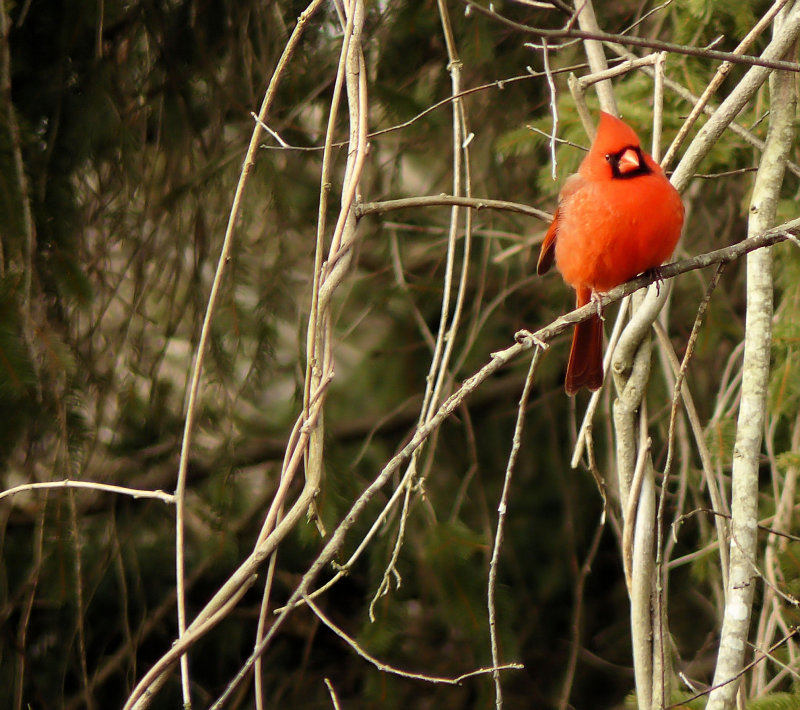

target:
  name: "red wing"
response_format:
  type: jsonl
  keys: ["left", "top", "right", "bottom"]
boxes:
{"left": 537, "top": 174, "right": 584, "bottom": 276}
{"left": 536, "top": 210, "right": 559, "bottom": 275}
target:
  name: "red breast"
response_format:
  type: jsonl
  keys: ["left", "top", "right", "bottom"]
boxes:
{"left": 552, "top": 112, "right": 684, "bottom": 292}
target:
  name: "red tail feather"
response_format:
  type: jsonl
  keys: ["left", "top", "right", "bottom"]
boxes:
{"left": 565, "top": 313, "right": 604, "bottom": 395}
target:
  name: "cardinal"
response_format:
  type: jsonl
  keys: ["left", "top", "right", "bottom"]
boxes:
{"left": 537, "top": 111, "right": 684, "bottom": 394}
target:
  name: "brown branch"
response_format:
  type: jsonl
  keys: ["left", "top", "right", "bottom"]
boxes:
{"left": 463, "top": 0, "right": 800, "bottom": 72}
{"left": 675, "top": 507, "right": 800, "bottom": 545}
{"left": 304, "top": 595, "right": 523, "bottom": 685}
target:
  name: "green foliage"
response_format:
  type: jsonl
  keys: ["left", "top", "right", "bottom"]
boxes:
{"left": 748, "top": 691, "right": 800, "bottom": 710}
{"left": 776, "top": 452, "right": 800, "bottom": 472}
{"left": 771, "top": 244, "right": 800, "bottom": 421}
{"left": 680, "top": 0, "right": 757, "bottom": 43}
{"left": 706, "top": 416, "right": 736, "bottom": 472}
{"left": 627, "top": 688, "right": 704, "bottom": 708}
{"left": 0, "top": 281, "right": 37, "bottom": 394}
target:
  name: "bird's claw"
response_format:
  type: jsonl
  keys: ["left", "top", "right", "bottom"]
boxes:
{"left": 643, "top": 266, "right": 665, "bottom": 296}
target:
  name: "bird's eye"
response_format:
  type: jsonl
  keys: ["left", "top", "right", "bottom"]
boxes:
{"left": 605, "top": 154, "right": 611, "bottom": 161}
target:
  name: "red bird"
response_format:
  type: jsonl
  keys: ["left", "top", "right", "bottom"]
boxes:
{"left": 537, "top": 111, "right": 684, "bottom": 394}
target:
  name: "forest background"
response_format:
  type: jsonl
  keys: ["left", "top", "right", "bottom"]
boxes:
{"left": 2, "top": 1, "right": 800, "bottom": 709}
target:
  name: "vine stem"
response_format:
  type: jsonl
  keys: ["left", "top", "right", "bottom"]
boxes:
{"left": 171, "top": 1, "right": 326, "bottom": 706}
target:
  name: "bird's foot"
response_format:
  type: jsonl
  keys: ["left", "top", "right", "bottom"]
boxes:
{"left": 643, "top": 266, "right": 665, "bottom": 296}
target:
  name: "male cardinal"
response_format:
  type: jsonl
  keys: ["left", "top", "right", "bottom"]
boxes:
{"left": 537, "top": 111, "right": 684, "bottom": 394}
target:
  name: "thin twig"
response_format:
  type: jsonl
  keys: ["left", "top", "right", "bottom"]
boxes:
{"left": 0, "top": 479, "right": 176, "bottom": 504}
{"left": 654, "top": 322, "right": 731, "bottom": 584}
{"left": 324, "top": 679, "right": 342, "bottom": 710}
{"left": 542, "top": 38, "right": 559, "bottom": 180}
{"left": 526, "top": 124, "right": 587, "bottom": 151}
{"left": 356, "top": 194, "right": 551, "bottom": 222}
{"left": 576, "top": 52, "right": 659, "bottom": 89}
{"left": 305, "top": 595, "right": 524, "bottom": 685}
{"left": 251, "top": 113, "right": 290, "bottom": 147}
{"left": 261, "top": 65, "right": 590, "bottom": 153}
{"left": 68, "top": 491, "right": 94, "bottom": 710}
{"left": 673, "top": 508, "right": 800, "bottom": 545}
{"left": 620, "top": 0, "right": 673, "bottom": 35}
{"left": 622, "top": 433, "right": 651, "bottom": 593}
{"left": 651, "top": 53, "right": 666, "bottom": 161}
{"left": 557, "top": 512, "right": 606, "bottom": 710}
{"left": 488, "top": 348, "right": 542, "bottom": 709}
{"left": 13, "top": 503, "right": 46, "bottom": 710}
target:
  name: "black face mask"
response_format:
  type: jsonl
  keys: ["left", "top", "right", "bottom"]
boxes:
{"left": 606, "top": 146, "right": 653, "bottom": 179}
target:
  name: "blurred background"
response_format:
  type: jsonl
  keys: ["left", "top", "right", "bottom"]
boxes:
{"left": 2, "top": 1, "right": 800, "bottom": 708}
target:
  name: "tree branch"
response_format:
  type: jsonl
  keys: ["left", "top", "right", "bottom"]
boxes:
{"left": 463, "top": 0, "right": 800, "bottom": 72}
{"left": 706, "top": 11, "right": 797, "bottom": 707}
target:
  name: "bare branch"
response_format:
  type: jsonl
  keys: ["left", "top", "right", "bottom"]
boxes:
{"left": 356, "top": 195, "right": 551, "bottom": 222}
{"left": 0, "top": 480, "right": 176, "bottom": 504}
{"left": 305, "top": 595, "right": 524, "bottom": 685}
{"left": 488, "top": 349, "right": 542, "bottom": 709}
{"left": 462, "top": 0, "right": 800, "bottom": 72}
{"left": 706, "top": 11, "right": 797, "bottom": 705}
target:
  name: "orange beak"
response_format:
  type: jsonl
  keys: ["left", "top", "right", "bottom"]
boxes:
{"left": 617, "top": 148, "right": 641, "bottom": 175}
